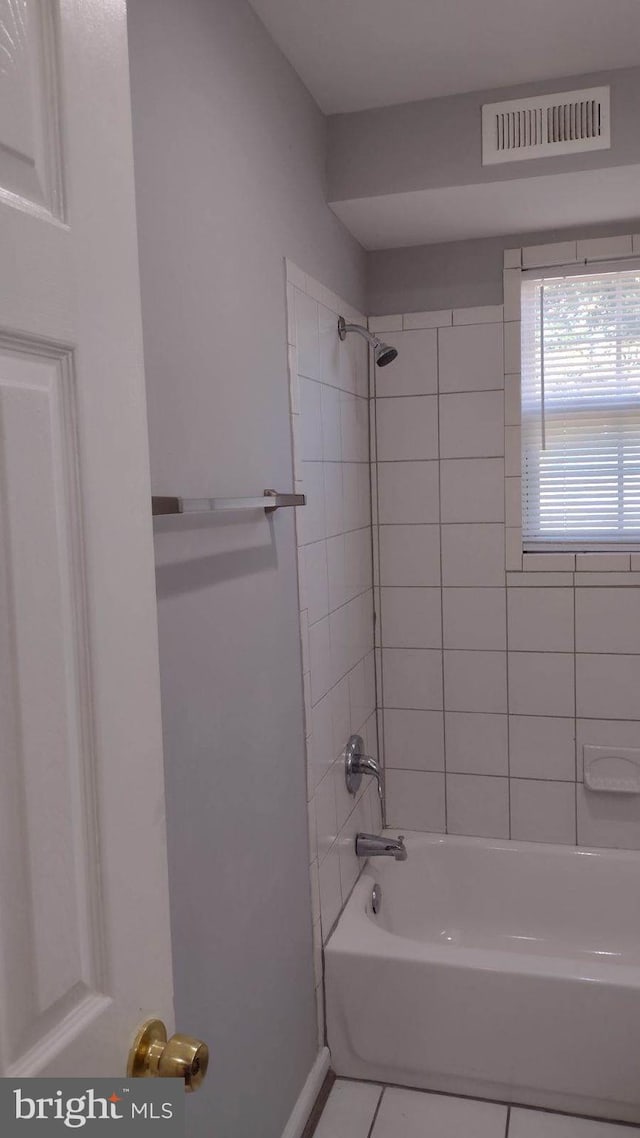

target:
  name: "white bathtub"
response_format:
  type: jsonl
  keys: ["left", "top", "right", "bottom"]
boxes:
{"left": 325, "top": 832, "right": 640, "bottom": 1122}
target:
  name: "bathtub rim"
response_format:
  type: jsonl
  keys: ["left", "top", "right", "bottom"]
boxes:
{"left": 326, "top": 830, "right": 640, "bottom": 986}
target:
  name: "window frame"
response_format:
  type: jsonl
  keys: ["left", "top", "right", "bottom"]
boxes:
{"left": 504, "top": 237, "right": 640, "bottom": 573}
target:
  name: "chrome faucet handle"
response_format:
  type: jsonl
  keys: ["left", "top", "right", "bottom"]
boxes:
{"left": 345, "top": 735, "right": 387, "bottom": 829}
{"left": 355, "top": 754, "right": 380, "bottom": 777}
{"left": 345, "top": 735, "right": 382, "bottom": 795}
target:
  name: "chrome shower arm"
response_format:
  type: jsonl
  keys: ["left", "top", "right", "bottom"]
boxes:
{"left": 337, "top": 315, "right": 398, "bottom": 368}
{"left": 337, "top": 315, "right": 379, "bottom": 349}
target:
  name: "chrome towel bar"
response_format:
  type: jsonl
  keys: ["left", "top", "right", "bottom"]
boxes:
{"left": 152, "top": 489, "right": 306, "bottom": 517}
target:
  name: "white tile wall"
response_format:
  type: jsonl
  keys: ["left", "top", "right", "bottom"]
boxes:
{"left": 576, "top": 234, "right": 634, "bottom": 262}
{"left": 522, "top": 240, "right": 577, "bottom": 269}
{"left": 440, "top": 458, "right": 505, "bottom": 522}
{"left": 438, "top": 322, "right": 504, "bottom": 392}
{"left": 295, "top": 288, "right": 321, "bottom": 379}
{"left": 444, "top": 650, "right": 507, "bottom": 713}
{"left": 386, "top": 769, "right": 446, "bottom": 831}
{"left": 510, "top": 779, "right": 576, "bottom": 844}
{"left": 303, "top": 541, "right": 329, "bottom": 624}
{"left": 506, "top": 484, "right": 522, "bottom": 534}
{"left": 442, "top": 588, "right": 506, "bottom": 650}
{"left": 380, "top": 587, "right": 442, "bottom": 648}
{"left": 509, "top": 716, "right": 575, "bottom": 781}
{"left": 575, "top": 588, "right": 640, "bottom": 653}
{"left": 286, "top": 264, "right": 380, "bottom": 1049}
{"left": 508, "top": 652, "right": 575, "bottom": 717}
{"left": 453, "top": 303, "right": 504, "bottom": 325}
{"left": 377, "top": 461, "right": 439, "bottom": 524}
{"left": 369, "top": 313, "right": 402, "bottom": 334}
{"left": 376, "top": 395, "right": 439, "bottom": 460}
{"left": 439, "top": 391, "right": 504, "bottom": 458}
{"left": 577, "top": 784, "right": 640, "bottom": 850}
{"left": 575, "top": 553, "right": 632, "bottom": 572}
{"left": 507, "top": 588, "right": 574, "bottom": 652}
{"left": 378, "top": 524, "right": 441, "bottom": 586}
{"left": 446, "top": 773, "right": 510, "bottom": 838}
{"left": 441, "top": 523, "right": 505, "bottom": 586}
{"left": 371, "top": 296, "right": 640, "bottom": 849}
{"left": 309, "top": 617, "right": 332, "bottom": 704}
{"left": 382, "top": 648, "right": 443, "bottom": 710}
{"left": 445, "top": 712, "right": 508, "bottom": 775}
{"left": 576, "top": 654, "right": 640, "bottom": 720}
{"left": 383, "top": 708, "right": 445, "bottom": 771}
{"left": 403, "top": 309, "right": 452, "bottom": 331}
{"left": 504, "top": 321, "right": 521, "bottom": 373}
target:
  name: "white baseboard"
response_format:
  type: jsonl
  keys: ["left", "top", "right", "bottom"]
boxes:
{"left": 281, "top": 1047, "right": 331, "bottom": 1138}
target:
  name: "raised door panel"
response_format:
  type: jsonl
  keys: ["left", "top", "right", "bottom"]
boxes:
{"left": 0, "top": 0, "right": 63, "bottom": 217}
{"left": 0, "top": 337, "right": 108, "bottom": 1074}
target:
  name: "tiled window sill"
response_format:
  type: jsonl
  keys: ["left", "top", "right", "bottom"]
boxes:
{"left": 506, "top": 552, "right": 640, "bottom": 582}
{"left": 521, "top": 553, "right": 638, "bottom": 572}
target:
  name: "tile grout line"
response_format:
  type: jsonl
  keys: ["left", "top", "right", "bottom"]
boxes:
{"left": 368, "top": 583, "right": 624, "bottom": 592}
{"left": 363, "top": 644, "right": 640, "bottom": 654}
{"left": 504, "top": 307, "right": 512, "bottom": 840}
{"left": 380, "top": 703, "right": 640, "bottom": 723}
{"left": 376, "top": 384, "right": 505, "bottom": 398}
{"left": 505, "top": 1104, "right": 512, "bottom": 1138}
{"left": 386, "top": 768, "right": 574, "bottom": 783}
{"left": 353, "top": 1073, "right": 640, "bottom": 1123}
{"left": 573, "top": 580, "right": 578, "bottom": 844}
{"left": 366, "top": 1086, "right": 386, "bottom": 1138}
{"left": 437, "top": 325, "right": 448, "bottom": 834}
{"left": 370, "top": 347, "right": 387, "bottom": 830}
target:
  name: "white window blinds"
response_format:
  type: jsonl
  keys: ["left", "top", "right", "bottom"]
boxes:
{"left": 521, "top": 266, "right": 640, "bottom": 548}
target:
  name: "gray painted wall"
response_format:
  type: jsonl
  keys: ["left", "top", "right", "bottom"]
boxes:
{"left": 328, "top": 66, "right": 640, "bottom": 204}
{"left": 367, "top": 219, "right": 640, "bottom": 315}
{"left": 126, "top": 2, "right": 365, "bottom": 1136}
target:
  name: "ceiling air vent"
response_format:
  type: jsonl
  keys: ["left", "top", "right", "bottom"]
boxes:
{"left": 482, "top": 86, "right": 610, "bottom": 165}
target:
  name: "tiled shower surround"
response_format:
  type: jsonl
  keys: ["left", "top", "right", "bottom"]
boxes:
{"left": 371, "top": 244, "right": 640, "bottom": 852}
{"left": 286, "top": 241, "right": 640, "bottom": 1042}
{"left": 285, "top": 261, "right": 380, "bottom": 1044}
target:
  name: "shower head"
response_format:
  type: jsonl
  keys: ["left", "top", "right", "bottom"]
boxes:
{"left": 375, "top": 343, "right": 398, "bottom": 368}
{"left": 338, "top": 316, "right": 398, "bottom": 369}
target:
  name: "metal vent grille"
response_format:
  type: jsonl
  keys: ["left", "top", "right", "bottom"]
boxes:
{"left": 482, "top": 86, "right": 610, "bottom": 165}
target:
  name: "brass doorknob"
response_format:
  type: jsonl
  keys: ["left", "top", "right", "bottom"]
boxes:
{"left": 127, "top": 1019, "right": 209, "bottom": 1092}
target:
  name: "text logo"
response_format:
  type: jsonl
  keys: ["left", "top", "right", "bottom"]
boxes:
{"left": 0, "top": 1080, "right": 185, "bottom": 1134}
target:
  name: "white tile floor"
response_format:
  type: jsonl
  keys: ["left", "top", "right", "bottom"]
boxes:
{"left": 313, "top": 1081, "right": 640, "bottom": 1138}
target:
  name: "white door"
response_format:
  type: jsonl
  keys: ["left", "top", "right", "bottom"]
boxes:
{"left": 0, "top": 0, "right": 174, "bottom": 1076}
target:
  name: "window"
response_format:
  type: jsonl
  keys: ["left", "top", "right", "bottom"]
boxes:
{"left": 521, "top": 265, "right": 640, "bottom": 550}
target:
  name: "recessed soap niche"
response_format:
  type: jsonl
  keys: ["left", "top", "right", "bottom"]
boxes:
{"left": 583, "top": 746, "right": 640, "bottom": 794}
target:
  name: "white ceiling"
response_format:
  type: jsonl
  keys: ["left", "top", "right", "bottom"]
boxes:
{"left": 330, "top": 166, "right": 640, "bottom": 249}
{"left": 248, "top": 0, "right": 640, "bottom": 114}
